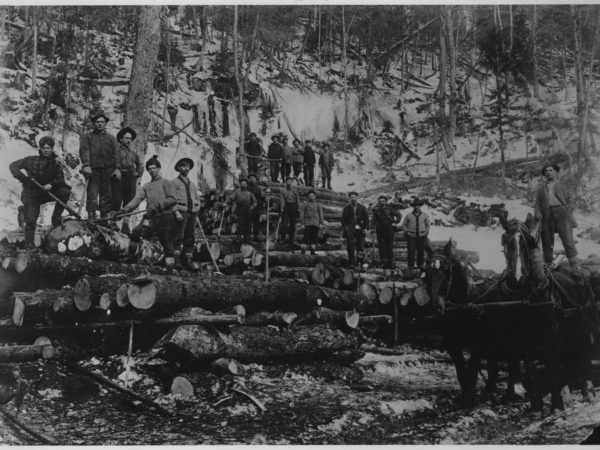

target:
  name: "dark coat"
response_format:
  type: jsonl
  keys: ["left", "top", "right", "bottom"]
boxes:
{"left": 341, "top": 203, "right": 369, "bottom": 237}
{"left": 79, "top": 130, "right": 121, "bottom": 170}
{"left": 10, "top": 154, "right": 68, "bottom": 198}
{"left": 245, "top": 140, "right": 262, "bottom": 157}
{"left": 303, "top": 145, "right": 316, "bottom": 166}
{"left": 267, "top": 142, "right": 283, "bottom": 160}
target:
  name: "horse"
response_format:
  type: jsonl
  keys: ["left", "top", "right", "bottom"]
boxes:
{"left": 425, "top": 239, "right": 524, "bottom": 407}
{"left": 502, "top": 214, "right": 598, "bottom": 410}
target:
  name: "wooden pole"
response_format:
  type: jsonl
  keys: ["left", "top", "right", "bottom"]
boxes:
{"left": 265, "top": 187, "right": 271, "bottom": 282}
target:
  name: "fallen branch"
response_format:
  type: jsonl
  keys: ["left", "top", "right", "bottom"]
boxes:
{"left": 0, "top": 406, "right": 57, "bottom": 445}
{"left": 231, "top": 387, "right": 266, "bottom": 413}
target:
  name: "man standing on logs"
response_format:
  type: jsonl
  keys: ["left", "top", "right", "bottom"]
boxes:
{"left": 279, "top": 176, "right": 301, "bottom": 244}
{"left": 267, "top": 135, "right": 283, "bottom": 183}
{"left": 401, "top": 198, "right": 430, "bottom": 272}
{"left": 245, "top": 132, "right": 262, "bottom": 179}
{"left": 9, "top": 136, "right": 72, "bottom": 249}
{"left": 371, "top": 195, "right": 401, "bottom": 269}
{"left": 534, "top": 163, "right": 580, "bottom": 268}
{"left": 303, "top": 139, "right": 316, "bottom": 187}
{"left": 292, "top": 139, "right": 305, "bottom": 183}
{"left": 79, "top": 110, "right": 121, "bottom": 219}
{"left": 115, "top": 127, "right": 143, "bottom": 234}
{"left": 247, "top": 173, "right": 264, "bottom": 241}
{"left": 319, "top": 142, "right": 335, "bottom": 190}
{"left": 231, "top": 178, "right": 257, "bottom": 243}
{"left": 170, "top": 158, "right": 201, "bottom": 270}
{"left": 280, "top": 135, "right": 293, "bottom": 182}
{"left": 118, "top": 156, "right": 177, "bottom": 267}
{"left": 341, "top": 191, "right": 369, "bottom": 267}
{"left": 300, "top": 190, "right": 324, "bottom": 254}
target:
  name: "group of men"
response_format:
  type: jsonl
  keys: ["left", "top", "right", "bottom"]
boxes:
{"left": 245, "top": 132, "right": 335, "bottom": 189}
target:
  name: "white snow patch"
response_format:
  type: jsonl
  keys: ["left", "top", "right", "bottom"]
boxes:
{"left": 318, "top": 413, "right": 352, "bottom": 433}
{"left": 37, "top": 388, "right": 62, "bottom": 400}
{"left": 379, "top": 398, "right": 433, "bottom": 416}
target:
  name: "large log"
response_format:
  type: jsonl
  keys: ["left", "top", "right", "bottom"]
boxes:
{"left": 0, "top": 337, "right": 55, "bottom": 362}
{"left": 264, "top": 251, "right": 348, "bottom": 268}
{"left": 11, "top": 289, "right": 80, "bottom": 327}
{"left": 264, "top": 182, "right": 349, "bottom": 203}
{"left": 156, "top": 323, "right": 363, "bottom": 364}
{"left": 74, "top": 274, "right": 375, "bottom": 314}
{"left": 244, "top": 311, "right": 298, "bottom": 327}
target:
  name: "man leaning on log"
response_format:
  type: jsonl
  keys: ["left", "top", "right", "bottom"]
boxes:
{"left": 115, "top": 156, "right": 178, "bottom": 267}
{"left": 10, "top": 136, "right": 72, "bottom": 249}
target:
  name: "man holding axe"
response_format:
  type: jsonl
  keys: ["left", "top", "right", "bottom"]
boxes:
{"left": 9, "top": 136, "right": 72, "bottom": 248}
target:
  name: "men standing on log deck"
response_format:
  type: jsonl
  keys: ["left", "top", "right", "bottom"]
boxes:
{"left": 341, "top": 191, "right": 369, "bottom": 267}
{"left": 300, "top": 190, "right": 324, "bottom": 254}
{"left": 280, "top": 135, "right": 293, "bottom": 182}
{"left": 245, "top": 132, "right": 262, "bottom": 179}
{"left": 118, "top": 156, "right": 177, "bottom": 267}
{"left": 279, "top": 176, "right": 301, "bottom": 244}
{"left": 247, "top": 173, "right": 264, "bottom": 241}
{"left": 534, "top": 163, "right": 579, "bottom": 268}
{"left": 401, "top": 198, "right": 430, "bottom": 272}
{"left": 319, "top": 142, "right": 335, "bottom": 190}
{"left": 231, "top": 178, "right": 257, "bottom": 243}
{"left": 114, "top": 127, "right": 143, "bottom": 234}
{"left": 303, "top": 139, "right": 316, "bottom": 187}
{"left": 371, "top": 195, "right": 401, "bottom": 269}
{"left": 292, "top": 139, "right": 305, "bottom": 183}
{"left": 267, "top": 135, "right": 283, "bottom": 183}
{"left": 79, "top": 110, "right": 121, "bottom": 219}
{"left": 171, "top": 158, "right": 201, "bottom": 270}
{"left": 9, "top": 136, "right": 72, "bottom": 249}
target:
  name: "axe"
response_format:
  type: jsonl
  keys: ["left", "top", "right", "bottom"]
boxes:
{"left": 19, "top": 169, "right": 82, "bottom": 220}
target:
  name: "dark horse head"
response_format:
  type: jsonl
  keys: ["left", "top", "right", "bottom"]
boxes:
{"left": 425, "top": 239, "right": 472, "bottom": 313}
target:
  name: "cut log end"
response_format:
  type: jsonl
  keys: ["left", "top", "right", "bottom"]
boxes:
{"left": 240, "top": 243, "right": 255, "bottom": 259}
{"left": 251, "top": 252, "right": 264, "bottom": 267}
{"left": 342, "top": 269, "right": 354, "bottom": 286}
{"left": 116, "top": 284, "right": 129, "bottom": 308}
{"left": 127, "top": 280, "right": 157, "bottom": 310}
{"left": 15, "top": 252, "right": 29, "bottom": 274}
{"left": 345, "top": 311, "right": 360, "bottom": 329}
{"left": 210, "top": 242, "right": 221, "bottom": 261}
{"left": 99, "top": 293, "right": 112, "bottom": 310}
{"left": 414, "top": 285, "right": 431, "bottom": 306}
{"left": 399, "top": 292, "right": 412, "bottom": 307}
{"left": 170, "top": 376, "right": 195, "bottom": 398}
{"left": 379, "top": 286, "right": 394, "bottom": 305}
{"left": 12, "top": 297, "right": 25, "bottom": 327}
{"left": 2, "top": 257, "right": 13, "bottom": 271}
{"left": 73, "top": 277, "right": 92, "bottom": 312}
{"left": 358, "top": 283, "right": 378, "bottom": 303}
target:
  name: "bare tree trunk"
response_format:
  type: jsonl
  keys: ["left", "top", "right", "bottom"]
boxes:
{"left": 125, "top": 6, "right": 163, "bottom": 164}
{"left": 531, "top": 5, "right": 540, "bottom": 98}
{"left": 192, "top": 5, "right": 199, "bottom": 40}
{"left": 443, "top": 6, "right": 456, "bottom": 151}
{"left": 194, "top": 6, "right": 207, "bottom": 72}
{"left": 342, "top": 6, "right": 349, "bottom": 144}
{"left": 571, "top": 5, "right": 588, "bottom": 167}
{"left": 233, "top": 5, "right": 247, "bottom": 178}
{"left": 31, "top": 7, "right": 37, "bottom": 96}
{"left": 438, "top": 6, "right": 448, "bottom": 158}
{"left": 317, "top": 5, "right": 322, "bottom": 66}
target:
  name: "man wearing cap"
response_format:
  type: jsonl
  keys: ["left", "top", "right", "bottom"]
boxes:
{"left": 319, "top": 142, "right": 335, "bottom": 190}
{"left": 401, "top": 199, "right": 430, "bottom": 272}
{"left": 119, "top": 156, "right": 177, "bottom": 267}
{"left": 247, "top": 174, "right": 264, "bottom": 241}
{"left": 115, "top": 127, "right": 143, "bottom": 234}
{"left": 245, "top": 132, "right": 263, "bottom": 178}
{"left": 280, "top": 135, "right": 293, "bottom": 181}
{"left": 231, "top": 178, "right": 257, "bottom": 243}
{"left": 292, "top": 139, "right": 305, "bottom": 182}
{"left": 79, "top": 110, "right": 121, "bottom": 219}
{"left": 10, "top": 136, "right": 72, "bottom": 248}
{"left": 341, "top": 191, "right": 369, "bottom": 267}
{"left": 534, "top": 163, "right": 579, "bottom": 267}
{"left": 171, "top": 157, "right": 201, "bottom": 270}
{"left": 300, "top": 190, "right": 324, "bottom": 254}
{"left": 267, "top": 135, "right": 283, "bottom": 183}
{"left": 279, "top": 176, "right": 301, "bottom": 244}
{"left": 371, "top": 195, "right": 401, "bottom": 269}
{"left": 303, "top": 140, "right": 316, "bottom": 187}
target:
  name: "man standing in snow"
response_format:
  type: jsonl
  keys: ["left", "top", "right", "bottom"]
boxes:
{"left": 267, "top": 135, "right": 283, "bottom": 183}
{"left": 371, "top": 195, "right": 401, "bottom": 269}
{"left": 534, "top": 163, "right": 579, "bottom": 268}
{"left": 341, "top": 192, "right": 369, "bottom": 267}
{"left": 170, "top": 158, "right": 201, "bottom": 270}
{"left": 303, "top": 140, "right": 316, "bottom": 187}
{"left": 119, "top": 156, "right": 177, "bottom": 267}
{"left": 401, "top": 199, "right": 430, "bottom": 272}
{"left": 231, "top": 178, "right": 257, "bottom": 243}
{"left": 245, "top": 132, "right": 263, "bottom": 179}
{"left": 79, "top": 110, "right": 121, "bottom": 219}
{"left": 10, "top": 136, "right": 72, "bottom": 248}
{"left": 319, "top": 142, "right": 335, "bottom": 190}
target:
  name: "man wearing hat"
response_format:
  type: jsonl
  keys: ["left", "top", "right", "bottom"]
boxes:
{"left": 79, "top": 109, "right": 121, "bottom": 219}
{"left": 401, "top": 198, "right": 430, "bottom": 272}
{"left": 303, "top": 140, "right": 316, "bottom": 187}
{"left": 300, "top": 189, "right": 324, "bottom": 254}
{"left": 341, "top": 191, "right": 369, "bottom": 267}
{"left": 280, "top": 135, "right": 293, "bottom": 181}
{"left": 247, "top": 173, "right": 264, "bottom": 241}
{"left": 319, "top": 142, "right": 335, "bottom": 190}
{"left": 534, "top": 163, "right": 579, "bottom": 267}
{"left": 292, "top": 139, "right": 305, "bottom": 182}
{"left": 115, "top": 127, "right": 143, "bottom": 234}
{"left": 231, "top": 178, "right": 257, "bottom": 243}
{"left": 267, "top": 135, "right": 283, "bottom": 183}
{"left": 371, "top": 195, "right": 401, "bottom": 269}
{"left": 171, "top": 157, "right": 201, "bottom": 270}
{"left": 9, "top": 136, "right": 72, "bottom": 248}
{"left": 245, "top": 132, "right": 263, "bottom": 178}
{"left": 119, "top": 156, "right": 178, "bottom": 267}
{"left": 279, "top": 176, "right": 301, "bottom": 244}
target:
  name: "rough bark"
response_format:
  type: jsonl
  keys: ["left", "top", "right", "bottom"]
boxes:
{"left": 124, "top": 6, "right": 163, "bottom": 163}
{"left": 245, "top": 311, "right": 298, "bottom": 327}
{"left": 156, "top": 323, "right": 363, "bottom": 364}
{"left": 0, "top": 343, "right": 54, "bottom": 362}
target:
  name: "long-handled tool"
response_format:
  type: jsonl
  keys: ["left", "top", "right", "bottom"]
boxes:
{"left": 20, "top": 169, "right": 82, "bottom": 219}
{"left": 77, "top": 177, "right": 89, "bottom": 217}
{"left": 196, "top": 216, "right": 223, "bottom": 275}
{"left": 265, "top": 188, "right": 271, "bottom": 282}
{"left": 274, "top": 215, "right": 282, "bottom": 244}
